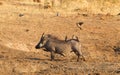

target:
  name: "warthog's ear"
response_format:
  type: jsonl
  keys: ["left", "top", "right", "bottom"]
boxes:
{"left": 42, "top": 33, "right": 45, "bottom": 37}
{"left": 65, "top": 36, "right": 68, "bottom": 42}
{"left": 72, "top": 35, "right": 79, "bottom": 41}
{"left": 72, "top": 35, "right": 76, "bottom": 39}
{"left": 76, "top": 36, "right": 79, "bottom": 40}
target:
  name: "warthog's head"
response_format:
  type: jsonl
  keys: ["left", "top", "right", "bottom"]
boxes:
{"left": 35, "top": 33, "right": 48, "bottom": 49}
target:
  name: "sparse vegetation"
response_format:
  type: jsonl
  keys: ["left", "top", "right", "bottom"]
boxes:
{"left": 0, "top": 0, "right": 120, "bottom": 75}
{"left": 0, "top": 2, "right": 3, "bottom": 5}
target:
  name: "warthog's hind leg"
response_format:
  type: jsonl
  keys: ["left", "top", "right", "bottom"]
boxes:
{"left": 74, "top": 51, "right": 80, "bottom": 62}
{"left": 75, "top": 51, "right": 85, "bottom": 62}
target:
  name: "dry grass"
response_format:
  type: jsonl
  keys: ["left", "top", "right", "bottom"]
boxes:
{"left": 0, "top": 0, "right": 120, "bottom": 75}
{"left": 31, "top": 0, "right": 120, "bottom": 15}
{"left": 59, "top": 0, "right": 120, "bottom": 15}
{"left": 0, "top": 2, "right": 3, "bottom": 5}
{"left": 1, "top": 0, "right": 120, "bottom": 15}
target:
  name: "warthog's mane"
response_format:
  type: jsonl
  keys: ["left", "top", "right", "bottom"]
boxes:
{"left": 47, "top": 34, "right": 59, "bottom": 40}
{"left": 46, "top": 34, "right": 66, "bottom": 43}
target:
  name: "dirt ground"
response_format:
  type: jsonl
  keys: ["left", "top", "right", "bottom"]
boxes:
{"left": 0, "top": 0, "right": 120, "bottom": 75}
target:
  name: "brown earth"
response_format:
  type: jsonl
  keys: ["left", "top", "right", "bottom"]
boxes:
{"left": 0, "top": 0, "right": 120, "bottom": 75}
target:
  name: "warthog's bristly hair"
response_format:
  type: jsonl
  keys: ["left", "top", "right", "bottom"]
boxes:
{"left": 35, "top": 33, "right": 85, "bottom": 61}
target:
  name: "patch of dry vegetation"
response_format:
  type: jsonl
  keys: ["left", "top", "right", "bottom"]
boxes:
{"left": 0, "top": 0, "right": 120, "bottom": 75}
{"left": 2, "top": 0, "right": 120, "bottom": 15}
{"left": 60, "top": 0, "right": 120, "bottom": 15}
{"left": 31, "top": 0, "right": 120, "bottom": 15}
{"left": 0, "top": 1, "right": 3, "bottom": 5}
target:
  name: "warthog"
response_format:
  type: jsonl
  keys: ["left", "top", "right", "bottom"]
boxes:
{"left": 35, "top": 33, "right": 85, "bottom": 61}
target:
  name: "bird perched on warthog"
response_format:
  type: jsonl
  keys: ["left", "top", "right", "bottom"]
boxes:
{"left": 35, "top": 33, "right": 85, "bottom": 62}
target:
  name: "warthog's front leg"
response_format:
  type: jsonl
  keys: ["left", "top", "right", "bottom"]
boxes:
{"left": 77, "top": 55, "right": 80, "bottom": 62}
{"left": 50, "top": 51, "right": 55, "bottom": 61}
{"left": 81, "top": 55, "right": 85, "bottom": 61}
{"left": 77, "top": 55, "right": 85, "bottom": 62}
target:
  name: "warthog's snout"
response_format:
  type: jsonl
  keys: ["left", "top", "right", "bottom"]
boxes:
{"left": 35, "top": 45, "right": 40, "bottom": 49}
{"left": 35, "top": 43, "right": 43, "bottom": 49}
